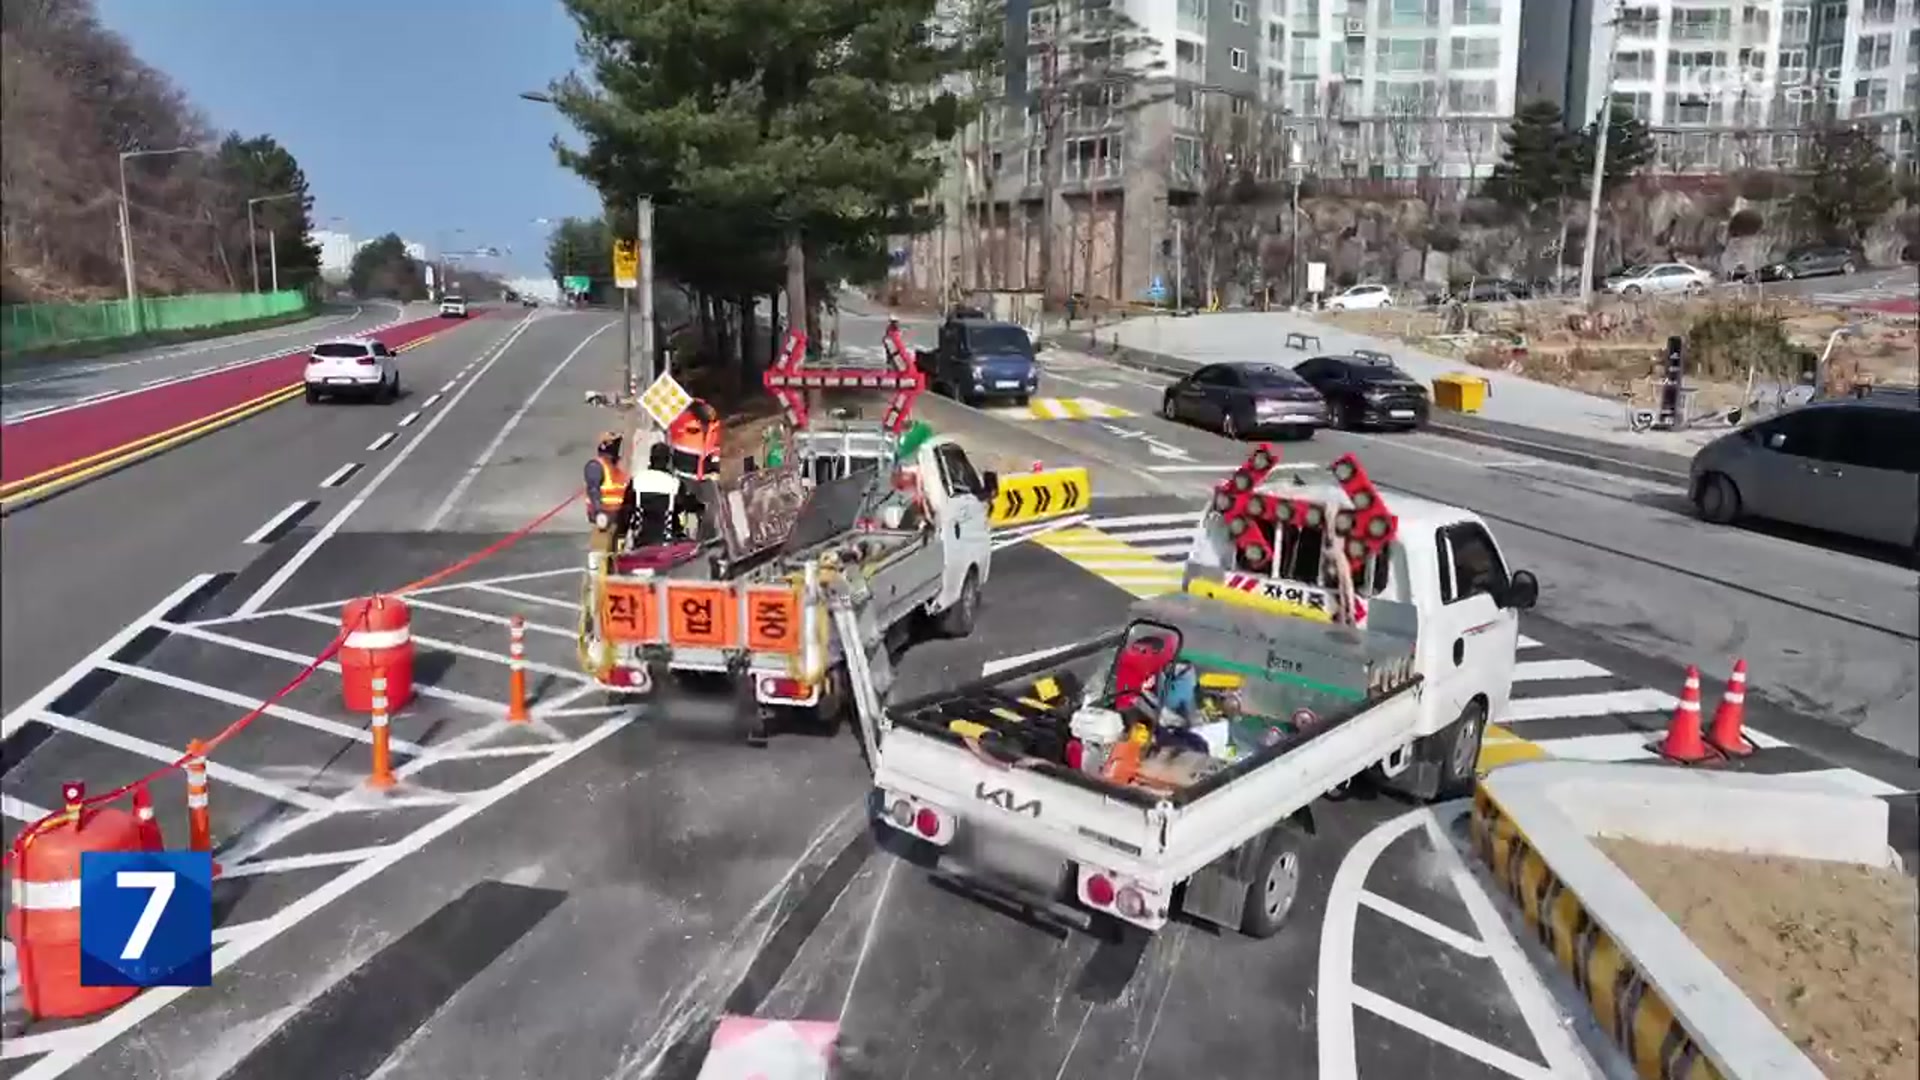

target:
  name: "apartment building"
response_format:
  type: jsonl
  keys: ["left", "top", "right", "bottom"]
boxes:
{"left": 1564, "top": 0, "right": 1920, "bottom": 173}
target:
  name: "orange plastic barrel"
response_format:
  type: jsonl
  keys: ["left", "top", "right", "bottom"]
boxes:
{"left": 6, "top": 805, "right": 146, "bottom": 1019}
{"left": 339, "top": 595, "right": 414, "bottom": 713}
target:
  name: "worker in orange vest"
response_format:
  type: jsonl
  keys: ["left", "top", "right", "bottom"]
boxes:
{"left": 584, "top": 430, "right": 634, "bottom": 554}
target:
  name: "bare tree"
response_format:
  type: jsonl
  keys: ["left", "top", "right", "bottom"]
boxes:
{"left": 1179, "top": 95, "right": 1284, "bottom": 308}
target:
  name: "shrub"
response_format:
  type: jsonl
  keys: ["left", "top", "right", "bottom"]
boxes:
{"left": 1686, "top": 307, "right": 1797, "bottom": 382}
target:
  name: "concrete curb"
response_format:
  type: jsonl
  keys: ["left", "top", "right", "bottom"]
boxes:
{"left": 1468, "top": 761, "right": 1856, "bottom": 1080}
{"left": 1050, "top": 330, "right": 1697, "bottom": 487}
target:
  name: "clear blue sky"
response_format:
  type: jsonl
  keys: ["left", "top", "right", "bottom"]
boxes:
{"left": 96, "top": 0, "right": 604, "bottom": 276}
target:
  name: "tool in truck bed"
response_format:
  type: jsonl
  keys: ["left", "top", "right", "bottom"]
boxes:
{"left": 579, "top": 324, "right": 998, "bottom": 744}
{"left": 839, "top": 446, "right": 1541, "bottom": 939}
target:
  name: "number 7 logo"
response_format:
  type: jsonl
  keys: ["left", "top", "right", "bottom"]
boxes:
{"left": 80, "top": 851, "right": 214, "bottom": 987}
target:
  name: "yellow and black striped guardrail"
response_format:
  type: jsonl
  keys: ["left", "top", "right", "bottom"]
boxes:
{"left": 1469, "top": 785, "right": 1726, "bottom": 1080}
{"left": 988, "top": 466, "right": 1090, "bottom": 527}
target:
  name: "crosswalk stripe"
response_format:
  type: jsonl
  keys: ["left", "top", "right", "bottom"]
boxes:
{"left": 996, "top": 397, "right": 1135, "bottom": 421}
{"left": 1506, "top": 688, "right": 1677, "bottom": 721}
{"left": 1512, "top": 658, "right": 1612, "bottom": 681}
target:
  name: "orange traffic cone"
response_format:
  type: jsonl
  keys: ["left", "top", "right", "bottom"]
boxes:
{"left": 1655, "top": 665, "right": 1718, "bottom": 764}
{"left": 130, "top": 781, "right": 164, "bottom": 852}
{"left": 1706, "top": 658, "right": 1753, "bottom": 758}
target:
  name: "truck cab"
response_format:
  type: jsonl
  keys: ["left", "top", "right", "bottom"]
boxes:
{"left": 918, "top": 318, "right": 1040, "bottom": 406}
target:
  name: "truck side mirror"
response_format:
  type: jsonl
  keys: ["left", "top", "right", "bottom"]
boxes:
{"left": 1502, "top": 569, "right": 1539, "bottom": 611}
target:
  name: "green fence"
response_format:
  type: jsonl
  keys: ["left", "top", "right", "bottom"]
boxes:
{"left": 1, "top": 290, "right": 311, "bottom": 355}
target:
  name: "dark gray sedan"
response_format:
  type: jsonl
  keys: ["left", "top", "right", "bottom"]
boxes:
{"left": 1758, "top": 246, "right": 1859, "bottom": 282}
{"left": 1160, "top": 363, "right": 1327, "bottom": 440}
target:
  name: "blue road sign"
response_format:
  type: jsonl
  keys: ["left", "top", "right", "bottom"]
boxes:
{"left": 1147, "top": 276, "right": 1167, "bottom": 302}
{"left": 80, "top": 851, "right": 214, "bottom": 987}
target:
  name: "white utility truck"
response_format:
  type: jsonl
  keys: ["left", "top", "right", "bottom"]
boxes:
{"left": 838, "top": 448, "right": 1539, "bottom": 938}
{"left": 580, "top": 325, "right": 998, "bottom": 740}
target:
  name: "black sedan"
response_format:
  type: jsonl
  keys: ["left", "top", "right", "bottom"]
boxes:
{"left": 1758, "top": 246, "right": 1858, "bottom": 282}
{"left": 1293, "top": 353, "right": 1431, "bottom": 431}
{"left": 1160, "top": 363, "right": 1327, "bottom": 440}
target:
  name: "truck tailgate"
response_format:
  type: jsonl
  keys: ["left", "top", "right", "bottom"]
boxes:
{"left": 873, "top": 728, "right": 1167, "bottom": 882}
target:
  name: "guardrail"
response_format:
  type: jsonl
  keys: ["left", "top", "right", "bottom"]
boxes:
{"left": 1, "top": 290, "right": 309, "bottom": 354}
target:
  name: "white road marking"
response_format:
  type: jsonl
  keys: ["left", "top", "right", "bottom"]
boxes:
{"left": 421, "top": 392, "right": 443, "bottom": 409}
{"left": 440, "top": 379, "right": 458, "bottom": 393}
{"left": 1522, "top": 732, "right": 1658, "bottom": 762}
{"left": 97, "top": 660, "right": 424, "bottom": 756}
{"left": 157, "top": 620, "right": 507, "bottom": 717}
{"left": 1356, "top": 889, "right": 1491, "bottom": 958}
{"left": 1351, "top": 986, "right": 1559, "bottom": 1080}
{"left": 1512, "top": 658, "right": 1612, "bottom": 682}
{"left": 981, "top": 642, "right": 1085, "bottom": 678}
{"left": 242, "top": 500, "right": 316, "bottom": 545}
{"left": 318, "top": 462, "right": 361, "bottom": 488}
{"left": 468, "top": 582, "right": 580, "bottom": 612}
{"left": 2, "top": 793, "right": 52, "bottom": 823}
{"left": 397, "top": 409, "right": 422, "bottom": 427}
{"left": 15, "top": 712, "right": 640, "bottom": 1078}
{"left": 210, "top": 919, "right": 272, "bottom": 946}
{"left": 220, "top": 845, "right": 393, "bottom": 880}
{"left": 232, "top": 312, "right": 540, "bottom": 616}
{"left": 423, "top": 318, "right": 618, "bottom": 529}
{"left": 1505, "top": 688, "right": 1677, "bottom": 722}
{"left": 27, "top": 709, "right": 331, "bottom": 812}
{"left": 400, "top": 596, "right": 575, "bottom": 638}
{"left": 1087, "top": 511, "right": 1204, "bottom": 528}
{"left": 1143, "top": 464, "right": 1238, "bottom": 473}
{"left": 366, "top": 432, "right": 395, "bottom": 452}
{"left": 283, "top": 610, "right": 589, "bottom": 682}
{"left": 1318, "top": 807, "right": 1426, "bottom": 1080}
{"left": 989, "top": 514, "right": 1090, "bottom": 551}
{"left": 1516, "top": 634, "right": 1544, "bottom": 650}
{"left": 0, "top": 575, "right": 218, "bottom": 740}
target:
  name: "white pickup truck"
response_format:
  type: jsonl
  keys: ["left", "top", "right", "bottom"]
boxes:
{"left": 838, "top": 453, "right": 1539, "bottom": 939}
{"left": 583, "top": 432, "right": 998, "bottom": 739}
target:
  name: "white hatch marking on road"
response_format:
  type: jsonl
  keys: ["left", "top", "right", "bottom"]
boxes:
{"left": 319, "top": 462, "right": 361, "bottom": 488}
{"left": 98, "top": 660, "right": 424, "bottom": 755}
{"left": 27, "top": 709, "right": 331, "bottom": 812}
{"left": 1511, "top": 658, "right": 1613, "bottom": 681}
{"left": 283, "top": 610, "right": 589, "bottom": 682}
{"left": 366, "top": 431, "right": 396, "bottom": 452}
{"left": 397, "top": 409, "right": 422, "bottom": 427}
{"left": 424, "top": 317, "right": 617, "bottom": 529}
{"left": 230, "top": 312, "right": 540, "bottom": 616}
{"left": 2, "top": 793, "right": 53, "bottom": 824}
{"left": 1357, "top": 889, "right": 1491, "bottom": 957}
{"left": 242, "top": 500, "right": 317, "bottom": 544}
{"left": 468, "top": 583, "right": 580, "bottom": 611}
{"left": 157, "top": 621, "right": 507, "bottom": 717}
{"left": 1516, "top": 634, "right": 1544, "bottom": 650}
{"left": 981, "top": 642, "right": 1086, "bottom": 677}
{"left": 220, "top": 845, "right": 395, "bottom": 879}
{"left": 400, "top": 596, "right": 576, "bottom": 639}
{"left": 1350, "top": 987, "right": 1560, "bottom": 1080}
{"left": 1318, "top": 807, "right": 1427, "bottom": 1080}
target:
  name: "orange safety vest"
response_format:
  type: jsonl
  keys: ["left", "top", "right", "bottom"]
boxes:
{"left": 590, "top": 455, "right": 629, "bottom": 515}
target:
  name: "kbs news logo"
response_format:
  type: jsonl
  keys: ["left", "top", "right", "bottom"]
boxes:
{"left": 1672, "top": 63, "right": 1848, "bottom": 106}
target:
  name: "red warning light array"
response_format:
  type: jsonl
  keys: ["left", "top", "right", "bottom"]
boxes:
{"left": 762, "top": 324, "right": 927, "bottom": 433}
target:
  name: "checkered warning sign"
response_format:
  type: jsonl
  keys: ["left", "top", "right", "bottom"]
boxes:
{"left": 639, "top": 372, "right": 692, "bottom": 430}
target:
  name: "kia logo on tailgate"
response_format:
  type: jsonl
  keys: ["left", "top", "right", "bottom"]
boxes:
{"left": 975, "top": 782, "right": 1042, "bottom": 818}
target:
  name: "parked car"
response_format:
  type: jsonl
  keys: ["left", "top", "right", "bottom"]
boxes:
{"left": 1602, "top": 262, "right": 1714, "bottom": 297}
{"left": 1326, "top": 284, "right": 1394, "bottom": 311}
{"left": 916, "top": 317, "right": 1038, "bottom": 405}
{"left": 305, "top": 338, "right": 400, "bottom": 403}
{"left": 1160, "top": 362, "right": 1326, "bottom": 440}
{"left": 1293, "top": 353, "right": 1432, "bottom": 431}
{"left": 1757, "top": 246, "right": 1859, "bottom": 282}
{"left": 1689, "top": 393, "right": 1920, "bottom": 556}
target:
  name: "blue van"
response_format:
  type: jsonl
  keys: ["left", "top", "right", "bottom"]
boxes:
{"left": 919, "top": 317, "right": 1040, "bottom": 406}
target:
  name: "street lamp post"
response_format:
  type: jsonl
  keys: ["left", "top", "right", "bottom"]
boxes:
{"left": 1579, "top": 2, "right": 1649, "bottom": 307}
{"left": 118, "top": 146, "right": 202, "bottom": 331}
{"left": 247, "top": 192, "right": 300, "bottom": 293}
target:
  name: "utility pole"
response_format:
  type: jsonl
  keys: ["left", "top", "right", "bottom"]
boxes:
{"left": 269, "top": 229, "right": 280, "bottom": 293}
{"left": 1173, "top": 217, "right": 1183, "bottom": 312}
{"left": 247, "top": 192, "right": 299, "bottom": 293}
{"left": 638, "top": 195, "right": 656, "bottom": 380}
{"left": 1579, "top": 2, "right": 1631, "bottom": 307}
{"left": 118, "top": 146, "right": 202, "bottom": 333}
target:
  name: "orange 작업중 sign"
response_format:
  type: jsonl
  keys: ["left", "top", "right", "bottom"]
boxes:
{"left": 744, "top": 587, "right": 801, "bottom": 654}
{"left": 665, "top": 583, "right": 737, "bottom": 648}
{"left": 600, "top": 581, "right": 660, "bottom": 643}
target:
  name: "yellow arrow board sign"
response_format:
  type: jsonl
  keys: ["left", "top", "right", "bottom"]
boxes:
{"left": 989, "top": 466, "right": 1091, "bottom": 526}
{"left": 613, "top": 238, "right": 639, "bottom": 289}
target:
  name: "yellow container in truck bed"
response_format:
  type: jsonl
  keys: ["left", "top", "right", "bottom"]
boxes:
{"left": 1432, "top": 372, "right": 1489, "bottom": 414}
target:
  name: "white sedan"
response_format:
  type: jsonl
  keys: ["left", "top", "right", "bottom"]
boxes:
{"left": 1326, "top": 284, "right": 1394, "bottom": 311}
{"left": 304, "top": 337, "right": 400, "bottom": 403}
{"left": 1603, "top": 262, "right": 1714, "bottom": 297}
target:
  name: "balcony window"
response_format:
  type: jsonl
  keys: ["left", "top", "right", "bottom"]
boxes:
{"left": 1614, "top": 90, "right": 1653, "bottom": 121}
{"left": 1230, "top": 47, "right": 1250, "bottom": 71}
{"left": 1861, "top": 0, "right": 1897, "bottom": 22}
{"left": 1294, "top": 0, "right": 1320, "bottom": 23}
{"left": 1445, "top": 77, "right": 1497, "bottom": 112}
{"left": 1613, "top": 49, "right": 1654, "bottom": 80}
{"left": 1173, "top": 135, "right": 1201, "bottom": 182}
{"left": 1856, "top": 33, "right": 1892, "bottom": 70}
{"left": 1377, "top": 36, "right": 1438, "bottom": 73}
{"left": 1267, "top": 21, "right": 1286, "bottom": 59}
{"left": 1450, "top": 0, "right": 1500, "bottom": 26}
{"left": 1378, "top": 0, "right": 1438, "bottom": 29}
{"left": 1233, "top": 1, "right": 1251, "bottom": 23}
{"left": 1780, "top": 5, "right": 1810, "bottom": 45}
{"left": 1852, "top": 77, "right": 1890, "bottom": 115}
{"left": 1064, "top": 136, "right": 1122, "bottom": 181}
{"left": 1449, "top": 35, "right": 1501, "bottom": 70}
{"left": 1618, "top": 6, "right": 1659, "bottom": 37}
{"left": 1179, "top": 0, "right": 1209, "bottom": 36}
{"left": 1290, "top": 36, "right": 1320, "bottom": 74}
{"left": 1670, "top": 8, "right": 1730, "bottom": 42}
{"left": 1663, "top": 92, "right": 1721, "bottom": 125}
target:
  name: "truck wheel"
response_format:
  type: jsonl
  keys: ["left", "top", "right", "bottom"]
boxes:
{"left": 1241, "top": 823, "right": 1307, "bottom": 939}
{"left": 1431, "top": 700, "right": 1487, "bottom": 801}
{"left": 934, "top": 569, "right": 980, "bottom": 638}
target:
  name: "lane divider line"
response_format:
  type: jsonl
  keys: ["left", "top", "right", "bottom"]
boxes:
{"left": 366, "top": 432, "right": 396, "bottom": 452}
{"left": 397, "top": 410, "right": 422, "bottom": 428}
{"left": 243, "top": 500, "right": 319, "bottom": 545}
{"left": 0, "top": 385, "right": 304, "bottom": 512}
{"left": 422, "top": 392, "right": 443, "bottom": 409}
{"left": 440, "top": 380, "right": 457, "bottom": 393}
{"left": 231, "top": 311, "right": 543, "bottom": 616}
{"left": 319, "top": 462, "right": 361, "bottom": 488}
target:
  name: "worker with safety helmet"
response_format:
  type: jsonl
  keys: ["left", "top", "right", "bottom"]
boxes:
{"left": 584, "top": 430, "right": 635, "bottom": 554}
{"left": 666, "top": 399, "right": 722, "bottom": 481}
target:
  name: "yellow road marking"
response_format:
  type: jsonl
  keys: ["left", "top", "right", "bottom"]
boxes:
{"left": 997, "top": 397, "right": 1134, "bottom": 421}
{"left": 1034, "top": 527, "right": 1183, "bottom": 598}
{"left": 1478, "top": 723, "right": 1549, "bottom": 771}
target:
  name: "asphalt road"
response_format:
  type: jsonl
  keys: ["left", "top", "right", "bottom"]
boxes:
{"left": 0, "top": 301, "right": 428, "bottom": 424}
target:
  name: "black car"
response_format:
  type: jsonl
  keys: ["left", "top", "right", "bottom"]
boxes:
{"left": 917, "top": 318, "right": 1039, "bottom": 405}
{"left": 1758, "top": 246, "right": 1858, "bottom": 282}
{"left": 1292, "top": 353, "right": 1431, "bottom": 431}
{"left": 1160, "top": 363, "right": 1327, "bottom": 440}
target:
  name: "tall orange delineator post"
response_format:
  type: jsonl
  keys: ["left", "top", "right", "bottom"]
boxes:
{"left": 368, "top": 674, "right": 395, "bottom": 789}
{"left": 185, "top": 740, "right": 213, "bottom": 852}
{"left": 131, "top": 780, "right": 164, "bottom": 851}
{"left": 507, "top": 616, "right": 530, "bottom": 723}
{"left": 7, "top": 783, "right": 145, "bottom": 1019}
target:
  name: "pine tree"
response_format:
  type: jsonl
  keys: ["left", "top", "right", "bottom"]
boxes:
{"left": 1791, "top": 122, "right": 1896, "bottom": 246}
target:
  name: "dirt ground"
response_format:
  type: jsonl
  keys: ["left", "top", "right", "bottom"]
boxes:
{"left": 1321, "top": 295, "right": 1919, "bottom": 415}
{"left": 1597, "top": 837, "right": 1919, "bottom": 1080}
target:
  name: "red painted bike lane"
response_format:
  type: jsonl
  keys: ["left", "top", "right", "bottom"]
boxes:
{"left": 0, "top": 315, "right": 471, "bottom": 489}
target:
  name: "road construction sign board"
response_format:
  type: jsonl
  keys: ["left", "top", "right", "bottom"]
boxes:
{"left": 989, "top": 466, "right": 1091, "bottom": 527}
{"left": 639, "top": 371, "right": 692, "bottom": 430}
{"left": 613, "top": 238, "right": 639, "bottom": 289}
{"left": 563, "top": 274, "right": 591, "bottom": 294}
